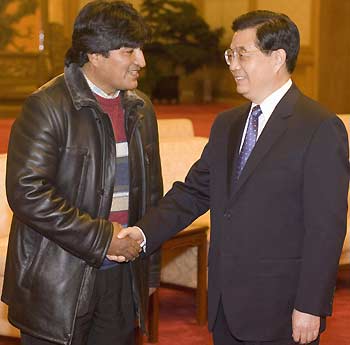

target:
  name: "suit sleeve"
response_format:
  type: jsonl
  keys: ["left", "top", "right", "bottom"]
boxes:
{"left": 137, "top": 141, "right": 211, "bottom": 254}
{"left": 294, "top": 115, "right": 349, "bottom": 316}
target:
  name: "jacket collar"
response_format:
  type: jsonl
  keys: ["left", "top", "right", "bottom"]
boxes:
{"left": 230, "top": 83, "right": 301, "bottom": 201}
{"left": 63, "top": 63, "right": 144, "bottom": 117}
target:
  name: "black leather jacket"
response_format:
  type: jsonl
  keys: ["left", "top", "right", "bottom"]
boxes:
{"left": 2, "top": 64, "right": 163, "bottom": 345}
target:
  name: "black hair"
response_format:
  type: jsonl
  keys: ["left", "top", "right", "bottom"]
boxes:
{"left": 65, "top": 0, "right": 150, "bottom": 67}
{"left": 232, "top": 10, "right": 300, "bottom": 73}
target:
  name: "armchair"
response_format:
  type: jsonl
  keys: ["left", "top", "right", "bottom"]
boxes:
{"left": 144, "top": 120, "right": 210, "bottom": 344}
{"left": 0, "top": 154, "right": 20, "bottom": 338}
{"left": 337, "top": 114, "right": 350, "bottom": 267}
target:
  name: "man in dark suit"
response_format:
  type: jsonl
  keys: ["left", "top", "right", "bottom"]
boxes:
{"left": 115, "top": 10, "right": 349, "bottom": 345}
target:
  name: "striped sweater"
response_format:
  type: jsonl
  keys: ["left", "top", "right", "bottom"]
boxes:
{"left": 95, "top": 94, "right": 129, "bottom": 268}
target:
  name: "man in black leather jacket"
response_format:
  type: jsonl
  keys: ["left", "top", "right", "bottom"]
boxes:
{"left": 2, "top": 1, "right": 163, "bottom": 345}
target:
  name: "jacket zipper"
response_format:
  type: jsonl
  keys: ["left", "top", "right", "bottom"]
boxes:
{"left": 126, "top": 115, "right": 146, "bottom": 329}
{"left": 127, "top": 115, "right": 147, "bottom": 221}
{"left": 95, "top": 111, "right": 115, "bottom": 216}
{"left": 135, "top": 127, "right": 147, "bottom": 216}
{"left": 94, "top": 113, "right": 104, "bottom": 217}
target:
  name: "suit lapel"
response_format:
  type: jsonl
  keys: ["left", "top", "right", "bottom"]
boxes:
{"left": 230, "top": 84, "right": 301, "bottom": 200}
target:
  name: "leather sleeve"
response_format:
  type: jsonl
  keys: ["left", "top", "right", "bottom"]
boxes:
{"left": 6, "top": 93, "right": 113, "bottom": 268}
{"left": 137, "top": 91, "right": 164, "bottom": 287}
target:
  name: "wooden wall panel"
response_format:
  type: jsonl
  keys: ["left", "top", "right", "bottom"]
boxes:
{"left": 203, "top": 0, "right": 250, "bottom": 43}
{"left": 317, "top": 0, "right": 350, "bottom": 113}
{"left": 257, "top": 0, "right": 312, "bottom": 45}
{"left": 292, "top": 47, "right": 316, "bottom": 99}
{"left": 5, "top": 0, "right": 350, "bottom": 108}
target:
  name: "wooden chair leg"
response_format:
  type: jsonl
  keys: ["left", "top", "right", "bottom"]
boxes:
{"left": 135, "top": 326, "right": 143, "bottom": 345}
{"left": 148, "top": 289, "right": 160, "bottom": 343}
{"left": 196, "top": 236, "right": 208, "bottom": 325}
{"left": 161, "top": 225, "right": 209, "bottom": 326}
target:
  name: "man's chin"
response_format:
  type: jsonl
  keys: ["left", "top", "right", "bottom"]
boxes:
{"left": 235, "top": 85, "right": 246, "bottom": 96}
{"left": 120, "top": 81, "right": 138, "bottom": 91}
{"left": 128, "top": 80, "right": 138, "bottom": 90}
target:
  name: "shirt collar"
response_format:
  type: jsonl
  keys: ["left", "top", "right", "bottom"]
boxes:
{"left": 83, "top": 72, "right": 120, "bottom": 99}
{"left": 251, "top": 79, "right": 292, "bottom": 116}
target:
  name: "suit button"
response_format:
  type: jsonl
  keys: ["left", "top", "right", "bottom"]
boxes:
{"left": 224, "top": 211, "right": 232, "bottom": 219}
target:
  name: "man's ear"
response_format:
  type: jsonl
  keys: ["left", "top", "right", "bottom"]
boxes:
{"left": 87, "top": 52, "right": 100, "bottom": 67}
{"left": 271, "top": 48, "right": 287, "bottom": 72}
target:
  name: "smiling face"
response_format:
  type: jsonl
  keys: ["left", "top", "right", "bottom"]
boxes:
{"left": 229, "top": 27, "right": 285, "bottom": 104}
{"left": 83, "top": 47, "right": 146, "bottom": 94}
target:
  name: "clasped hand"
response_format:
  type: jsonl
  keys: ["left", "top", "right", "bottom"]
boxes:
{"left": 106, "top": 224, "right": 144, "bottom": 262}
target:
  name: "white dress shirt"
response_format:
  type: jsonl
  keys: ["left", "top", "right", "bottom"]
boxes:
{"left": 239, "top": 79, "right": 292, "bottom": 152}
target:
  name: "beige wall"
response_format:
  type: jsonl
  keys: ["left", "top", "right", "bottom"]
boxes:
{"left": 204, "top": 0, "right": 250, "bottom": 43}
{"left": 203, "top": 0, "right": 311, "bottom": 45}
{"left": 257, "top": 0, "right": 312, "bottom": 45}
{"left": 60, "top": 0, "right": 313, "bottom": 48}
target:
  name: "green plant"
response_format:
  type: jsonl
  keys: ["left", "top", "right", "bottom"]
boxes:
{"left": 0, "top": 0, "right": 38, "bottom": 50}
{"left": 139, "top": 0, "right": 224, "bottom": 97}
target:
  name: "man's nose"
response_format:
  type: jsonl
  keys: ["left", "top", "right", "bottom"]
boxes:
{"left": 229, "top": 54, "right": 240, "bottom": 71}
{"left": 135, "top": 48, "right": 146, "bottom": 68}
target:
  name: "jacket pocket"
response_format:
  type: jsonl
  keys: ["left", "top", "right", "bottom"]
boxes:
{"left": 20, "top": 228, "right": 49, "bottom": 290}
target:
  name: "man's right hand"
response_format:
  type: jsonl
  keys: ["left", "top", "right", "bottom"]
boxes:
{"left": 117, "top": 226, "right": 144, "bottom": 242}
{"left": 106, "top": 222, "right": 141, "bottom": 262}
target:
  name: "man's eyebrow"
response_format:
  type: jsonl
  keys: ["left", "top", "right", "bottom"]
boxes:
{"left": 230, "top": 45, "right": 251, "bottom": 51}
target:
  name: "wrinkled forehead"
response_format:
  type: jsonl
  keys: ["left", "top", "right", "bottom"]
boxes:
{"left": 230, "top": 27, "right": 258, "bottom": 50}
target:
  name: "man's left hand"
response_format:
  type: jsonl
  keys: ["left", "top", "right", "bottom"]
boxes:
{"left": 292, "top": 309, "right": 320, "bottom": 344}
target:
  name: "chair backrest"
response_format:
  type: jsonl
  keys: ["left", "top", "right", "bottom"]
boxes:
{"left": 159, "top": 137, "right": 208, "bottom": 193}
{"left": 337, "top": 115, "right": 350, "bottom": 266}
{"left": 157, "top": 119, "right": 194, "bottom": 140}
{"left": 337, "top": 114, "right": 350, "bottom": 148}
{"left": 337, "top": 114, "right": 350, "bottom": 201}
{"left": 0, "top": 154, "right": 12, "bottom": 238}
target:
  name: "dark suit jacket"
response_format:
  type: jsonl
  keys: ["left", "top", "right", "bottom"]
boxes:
{"left": 137, "top": 84, "right": 349, "bottom": 341}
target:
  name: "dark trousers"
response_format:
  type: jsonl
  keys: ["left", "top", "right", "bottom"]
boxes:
{"left": 213, "top": 300, "right": 320, "bottom": 345}
{"left": 21, "top": 264, "right": 135, "bottom": 345}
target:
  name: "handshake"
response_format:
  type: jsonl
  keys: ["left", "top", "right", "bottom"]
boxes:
{"left": 106, "top": 223, "right": 144, "bottom": 262}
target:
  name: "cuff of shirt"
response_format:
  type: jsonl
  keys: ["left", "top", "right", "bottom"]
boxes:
{"left": 134, "top": 226, "right": 146, "bottom": 252}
